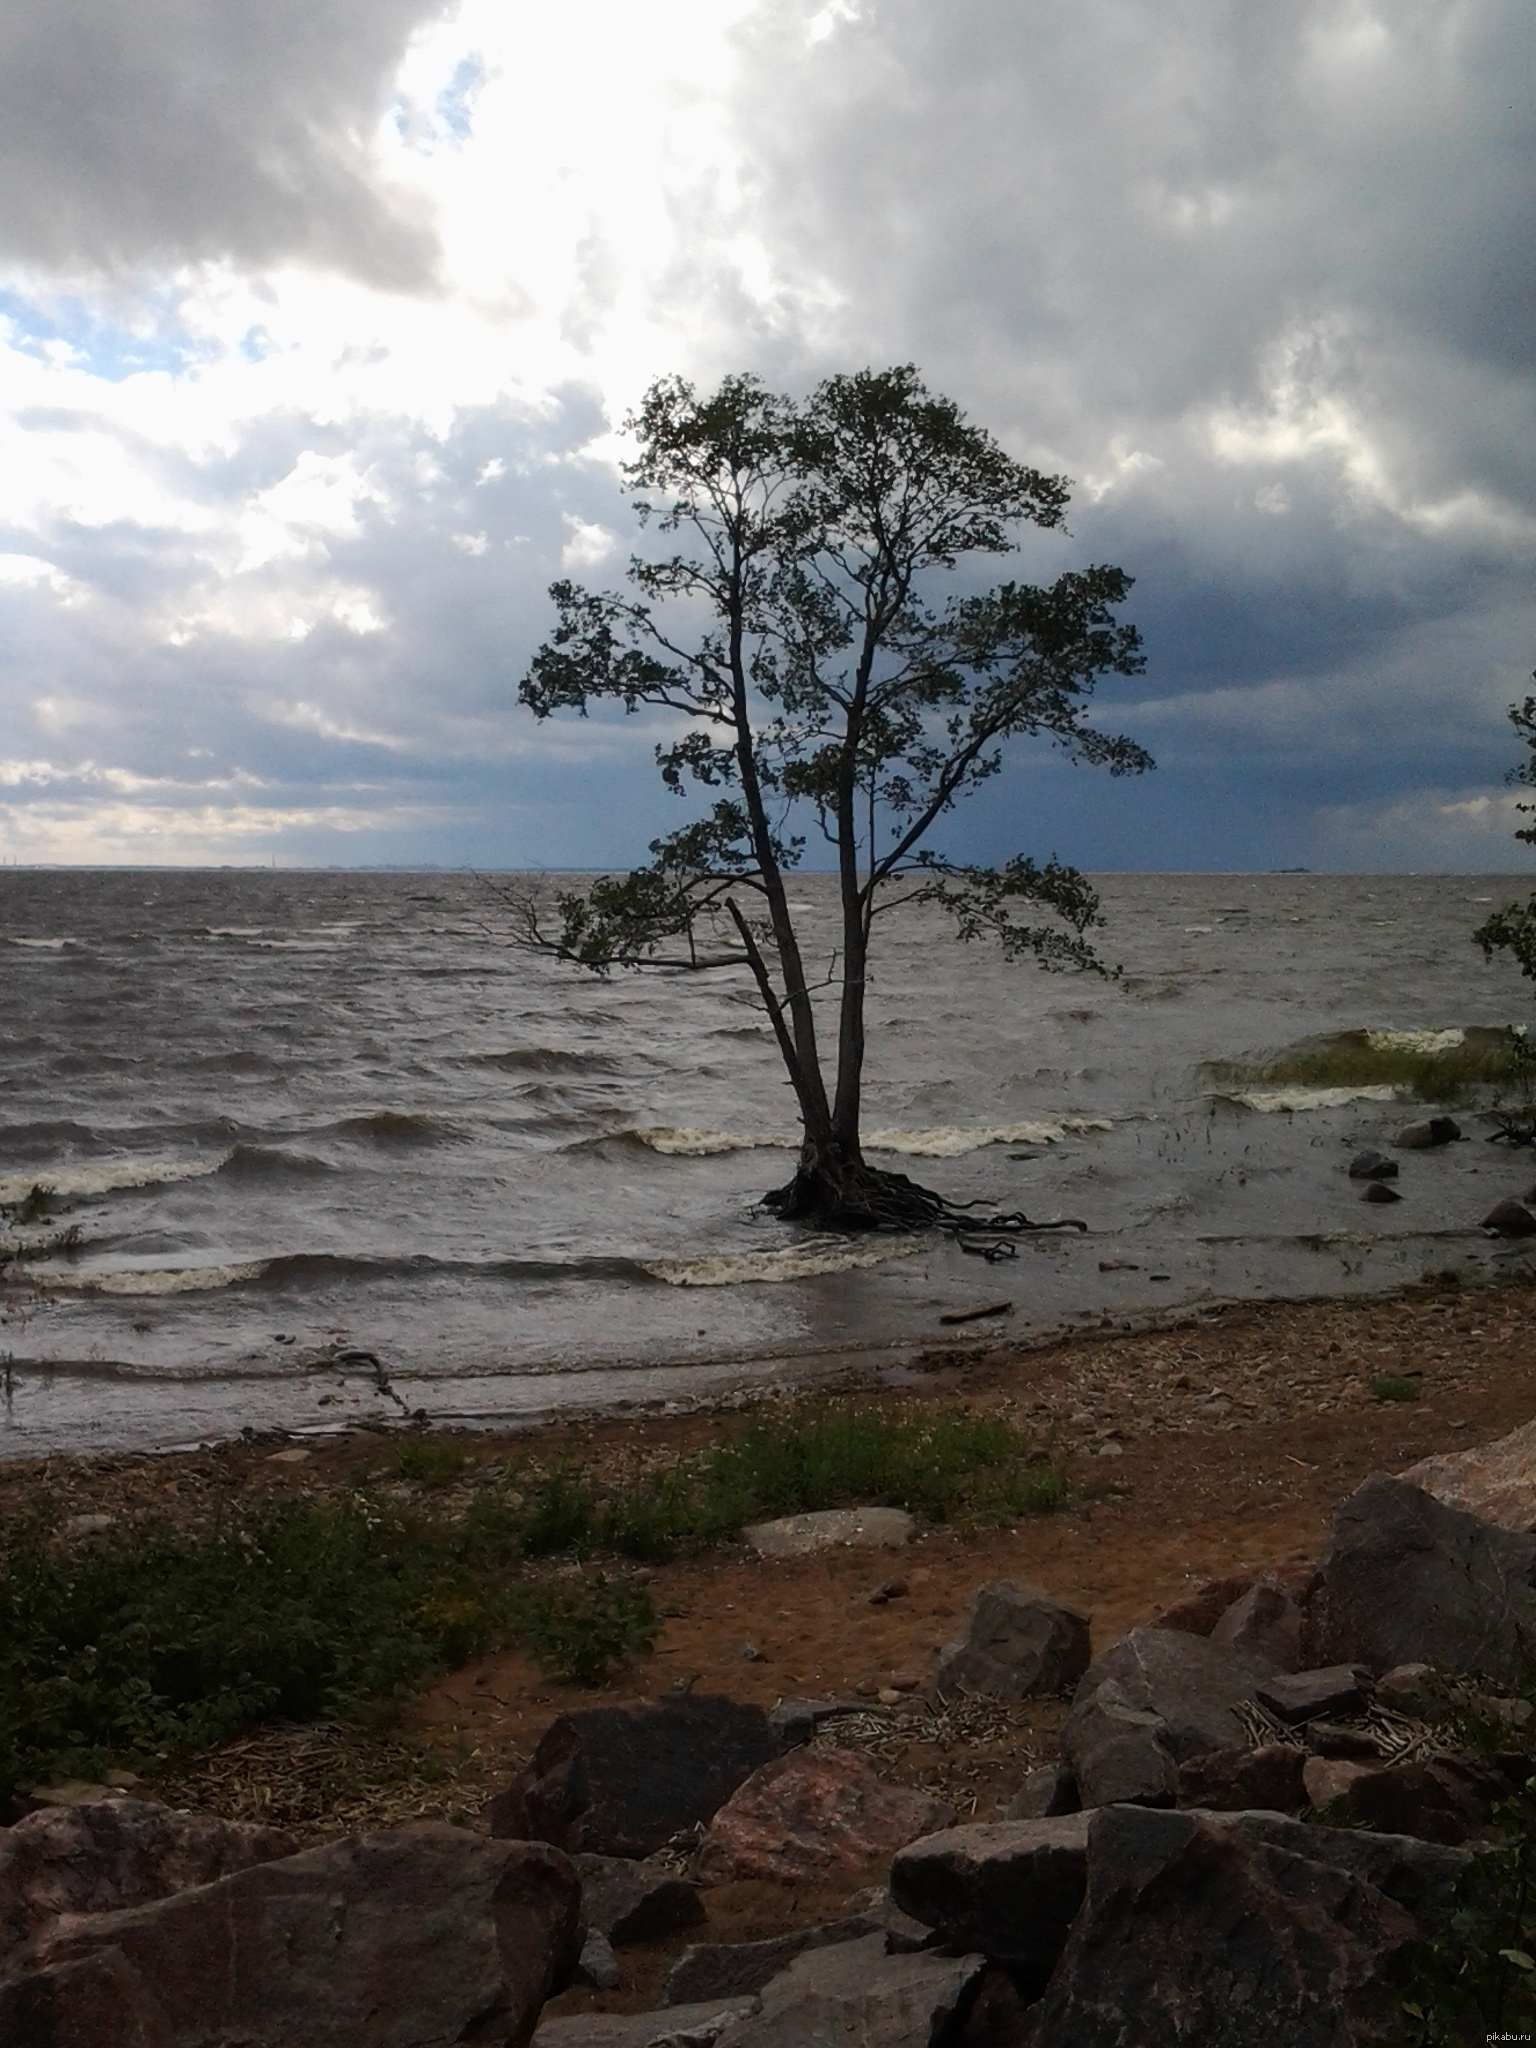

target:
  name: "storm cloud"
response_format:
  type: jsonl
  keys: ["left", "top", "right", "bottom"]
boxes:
{"left": 0, "top": 0, "right": 1532, "bottom": 870}
{"left": 0, "top": 0, "right": 445, "bottom": 281}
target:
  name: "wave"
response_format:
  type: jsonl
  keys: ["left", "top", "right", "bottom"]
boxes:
{"left": 466, "top": 1046, "right": 623, "bottom": 1075}
{"left": 641, "top": 1237, "right": 924, "bottom": 1287}
{"left": 1365, "top": 1028, "right": 1465, "bottom": 1054}
{"left": 865, "top": 1118, "right": 1110, "bottom": 1157}
{"left": 1223, "top": 1084, "right": 1402, "bottom": 1114}
{"left": 629, "top": 1127, "right": 791, "bottom": 1156}
{"left": 333, "top": 1111, "right": 462, "bottom": 1147}
{"left": 623, "top": 1117, "right": 1111, "bottom": 1160}
{"left": 216, "top": 1143, "right": 337, "bottom": 1183}
{"left": 0, "top": 1154, "right": 230, "bottom": 1206}
{"left": 8, "top": 935, "right": 74, "bottom": 950}
{"left": 44, "top": 1261, "right": 269, "bottom": 1297}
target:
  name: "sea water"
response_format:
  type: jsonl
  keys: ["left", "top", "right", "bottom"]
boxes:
{"left": 1, "top": 870, "right": 1532, "bottom": 1456}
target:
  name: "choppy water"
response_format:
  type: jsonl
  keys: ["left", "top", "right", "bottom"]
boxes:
{"left": 2, "top": 870, "right": 1532, "bottom": 1457}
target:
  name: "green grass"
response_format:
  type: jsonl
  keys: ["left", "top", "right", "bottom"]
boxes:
{"left": 0, "top": 1494, "right": 653, "bottom": 1801}
{"left": 1370, "top": 1373, "right": 1422, "bottom": 1403}
{"left": 392, "top": 1439, "right": 468, "bottom": 1489}
{"left": 0, "top": 1399, "right": 1060, "bottom": 1799}
{"left": 514, "top": 1403, "right": 1065, "bottom": 1563}
{"left": 1211, "top": 1026, "right": 1530, "bottom": 1103}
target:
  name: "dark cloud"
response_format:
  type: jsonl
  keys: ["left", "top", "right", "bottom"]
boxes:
{"left": 0, "top": 0, "right": 447, "bottom": 282}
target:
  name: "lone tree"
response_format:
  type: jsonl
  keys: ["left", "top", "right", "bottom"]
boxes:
{"left": 518, "top": 366, "right": 1151, "bottom": 1225}
{"left": 1474, "top": 681, "right": 1536, "bottom": 986}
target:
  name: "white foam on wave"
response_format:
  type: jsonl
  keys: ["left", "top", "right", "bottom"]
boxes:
{"left": 8, "top": 936, "right": 72, "bottom": 950}
{"left": 1230, "top": 1083, "right": 1402, "bottom": 1113}
{"left": 632, "top": 1117, "right": 1110, "bottom": 1161}
{"left": 38, "top": 1261, "right": 268, "bottom": 1296}
{"left": 631, "top": 1127, "right": 790, "bottom": 1156}
{"left": 867, "top": 1118, "right": 1111, "bottom": 1157}
{"left": 1365, "top": 1028, "right": 1465, "bottom": 1054}
{"left": 0, "top": 1155, "right": 230, "bottom": 1205}
{"left": 642, "top": 1237, "right": 923, "bottom": 1287}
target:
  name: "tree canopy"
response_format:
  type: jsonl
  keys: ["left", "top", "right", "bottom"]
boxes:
{"left": 518, "top": 366, "right": 1151, "bottom": 1224}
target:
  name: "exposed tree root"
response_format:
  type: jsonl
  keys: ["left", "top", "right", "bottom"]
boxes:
{"left": 762, "top": 1156, "right": 1087, "bottom": 1243}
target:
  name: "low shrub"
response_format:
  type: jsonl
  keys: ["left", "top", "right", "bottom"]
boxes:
{"left": 1370, "top": 1373, "right": 1421, "bottom": 1403}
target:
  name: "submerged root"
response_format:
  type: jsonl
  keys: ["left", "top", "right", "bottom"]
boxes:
{"left": 762, "top": 1157, "right": 1087, "bottom": 1243}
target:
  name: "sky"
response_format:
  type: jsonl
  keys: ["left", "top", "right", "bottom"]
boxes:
{"left": 0, "top": 0, "right": 1532, "bottom": 873}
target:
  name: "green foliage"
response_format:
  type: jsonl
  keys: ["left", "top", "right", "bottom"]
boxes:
{"left": 1402, "top": 1786, "right": 1536, "bottom": 2043}
{"left": 1474, "top": 685, "right": 1536, "bottom": 999}
{"left": 1370, "top": 1374, "right": 1421, "bottom": 1403}
{"left": 1213, "top": 1027, "right": 1525, "bottom": 1102}
{"left": 392, "top": 1439, "right": 468, "bottom": 1488}
{"left": 0, "top": 1495, "right": 654, "bottom": 1801}
{"left": 516, "top": 1579, "right": 657, "bottom": 1686}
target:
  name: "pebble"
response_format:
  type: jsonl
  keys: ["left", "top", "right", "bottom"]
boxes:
{"left": 737, "top": 1642, "right": 761, "bottom": 1662}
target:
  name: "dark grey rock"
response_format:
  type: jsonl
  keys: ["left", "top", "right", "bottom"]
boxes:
{"left": 1256, "top": 1663, "right": 1370, "bottom": 1724}
{"left": 1175, "top": 1743, "right": 1309, "bottom": 1814}
{"left": 1483, "top": 1199, "right": 1536, "bottom": 1238}
{"left": 933, "top": 1582, "right": 1092, "bottom": 1701}
{"left": 1395, "top": 1118, "right": 1461, "bottom": 1149}
{"left": 534, "top": 1996, "right": 761, "bottom": 2046}
{"left": 488, "top": 1697, "right": 780, "bottom": 1858}
{"left": 1058, "top": 1688, "right": 1178, "bottom": 1808}
{"left": 1348, "top": 1149, "right": 1398, "bottom": 1181}
{"left": 764, "top": 1700, "right": 863, "bottom": 1748}
{"left": 712, "top": 1932, "right": 985, "bottom": 2048}
{"left": 0, "top": 1826, "right": 581, "bottom": 2048}
{"left": 574, "top": 1855, "right": 703, "bottom": 1948}
{"left": 1374, "top": 1662, "right": 1442, "bottom": 1719}
{"left": 1210, "top": 1576, "right": 1302, "bottom": 1672}
{"left": 1307, "top": 1472, "right": 1536, "bottom": 1685}
{"left": 1020, "top": 1805, "right": 1469, "bottom": 2048}
{"left": 1329, "top": 1753, "right": 1518, "bottom": 1845}
{"left": 1363, "top": 1181, "right": 1401, "bottom": 1203}
{"left": 1003, "top": 1763, "right": 1080, "bottom": 1820}
{"left": 889, "top": 1815, "right": 1089, "bottom": 1996}
{"left": 1060, "top": 1626, "right": 1272, "bottom": 1807}
{"left": 578, "top": 1929, "right": 620, "bottom": 1990}
{"left": 664, "top": 1911, "right": 895, "bottom": 2007}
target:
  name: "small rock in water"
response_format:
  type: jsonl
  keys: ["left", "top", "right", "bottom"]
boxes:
{"left": 1395, "top": 1118, "right": 1462, "bottom": 1149}
{"left": 1363, "top": 1180, "right": 1402, "bottom": 1203}
{"left": 1348, "top": 1149, "right": 1398, "bottom": 1181}
{"left": 1482, "top": 1199, "right": 1536, "bottom": 1238}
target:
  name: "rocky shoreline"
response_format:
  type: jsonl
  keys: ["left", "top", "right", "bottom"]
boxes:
{"left": 4, "top": 1277, "right": 1536, "bottom": 2041}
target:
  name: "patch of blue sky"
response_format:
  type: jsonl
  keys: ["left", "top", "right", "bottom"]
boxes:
{"left": 0, "top": 289, "right": 219, "bottom": 383}
{"left": 394, "top": 54, "right": 486, "bottom": 151}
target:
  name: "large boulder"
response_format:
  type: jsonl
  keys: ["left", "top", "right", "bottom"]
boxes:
{"left": 889, "top": 1816, "right": 1089, "bottom": 1997}
{"left": 489, "top": 1697, "right": 779, "bottom": 1858}
{"left": 1021, "top": 1806, "right": 1468, "bottom": 2048}
{"left": 1402, "top": 1417, "right": 1536, "bottom": 1534}
{"left": 1307, "top": 1471, "right": 1536, "bottom": 1684}
{"left": 1060, "top": 1626, "right": 1271, "bottom": 1807}
{"left": 0, "top": 1823, "right": 580, "bottom": 2048}
{"left": 932, "top": 1582, "right": 1092, "bottom": 1701}
{"left": 0, "top": 1799, "right": 295, "bottom": 1960}
{"left": 712, "top": 1932, "right": 985, "bottom": 2048}
{"left": 692, "top": 1749, "right": 951, "bottom": 1886}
